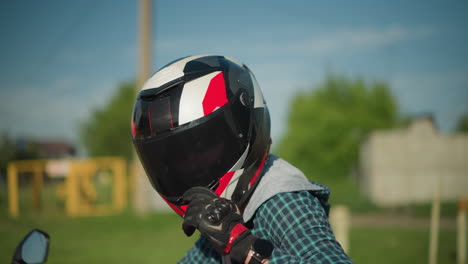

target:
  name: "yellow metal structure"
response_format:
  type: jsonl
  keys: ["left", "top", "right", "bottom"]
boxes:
{"left": 65, "top": 157, "right": 127, "bottom": 217}
{"left": 7, "top": 157, "right": 127, "bottom": 217}
{"left": 7, "top": 160, "right": 45, "bottom": 217}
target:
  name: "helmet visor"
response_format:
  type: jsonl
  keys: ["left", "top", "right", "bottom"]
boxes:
{"left": 133, "top": 107, "right": 248, "bottom": 205}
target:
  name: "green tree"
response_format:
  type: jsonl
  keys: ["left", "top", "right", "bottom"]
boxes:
{"left": 276, "top": 75, "right": 399, "bottom": 181}
{"left": 81, "top": 82, "right": 136, "bottom": 161}
{"left": 456, "top": 114, "right": 468, "bottom": 133}
{"left": 0, "top": 133, "right": 41, "bottom": 178}
{"left": 0, "top": 133, "right": 16, "bottom": 175}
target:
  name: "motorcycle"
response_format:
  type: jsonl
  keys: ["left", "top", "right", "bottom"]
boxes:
{"left": 11, "top": 229, "right": 50, "bottom": 264}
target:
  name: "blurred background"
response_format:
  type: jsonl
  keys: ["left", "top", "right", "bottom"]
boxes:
{"left": 0, "top": 1, "right": 467, "bottom": 263}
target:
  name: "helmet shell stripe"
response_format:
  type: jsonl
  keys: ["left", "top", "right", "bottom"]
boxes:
{"left": 215, "top": 171, "right": 236, "bottom": 196}
{"left": 141, "top": 55, "right": 208, "bottom": 90}
{"left": 202, "top": 72, "right": 228, "bottom": 115}
{"left": 178, "top": 71, "right": 223, "bottom": 125}
{"left": 220, "top": 169, "right": 244, "bottom": 200}
{"left": 250, "top": 71, "right": 265, "bottom": 108}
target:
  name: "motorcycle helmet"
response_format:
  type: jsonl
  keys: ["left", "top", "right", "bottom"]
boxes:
{"left": 131, "top": 55, "right": 271, "bottom": 216}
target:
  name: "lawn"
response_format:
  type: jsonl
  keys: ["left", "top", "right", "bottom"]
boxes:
{"left": 0, "top": 212, "right": 198, "bottom": 263}
{"left": 0, "top": 182, "right": 198, "bottom": 263}
{"left": 320, "top": 177, "right": 458, "bottom": 218}
{"left": 350, "top": 226, "right": 457, "bottom": 264}
{"left": 0, "top": 182, "right": 461, "bottom": 263}
{"left": 0, "top": 211, "right": 459, "bottom": 264}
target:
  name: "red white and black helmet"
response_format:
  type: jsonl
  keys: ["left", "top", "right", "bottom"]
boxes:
{"left": 131, "top": 55, "right": 271, "bottom": 216}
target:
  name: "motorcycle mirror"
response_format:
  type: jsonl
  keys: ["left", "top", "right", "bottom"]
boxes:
{"left": 12, "top": 229, "right": 50, "bottom": 264}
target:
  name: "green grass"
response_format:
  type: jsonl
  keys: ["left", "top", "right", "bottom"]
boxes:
{"left": 319, "top": 177, "right": 457, "bottom": 218}
{"left": 1, "top": 213, "right": 459, "bottom": 264}
{"left": 289, "top": 177, "right": 459, "bottom": 264}
{"left": 0, "top": 183, "right": 197, "bottom": 263}
{"left": 350, "top": 226, "right": 458, "bottom": 264}
{"left": 0, "top": 212, "right": 198, "bottom": 264}
{"left": 0, "top": 182, "right": 461, "bottom": 264}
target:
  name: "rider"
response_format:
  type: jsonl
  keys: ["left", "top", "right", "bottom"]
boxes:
{"left": 131, "top": 55, "right": 353, "bottom": 264}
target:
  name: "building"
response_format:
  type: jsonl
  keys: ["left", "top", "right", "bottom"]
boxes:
{"left": 36, "top": 141, "right": 75, "bottom": 159}
{"left": 359, "top": 117, "right": 468, "bottom": 206}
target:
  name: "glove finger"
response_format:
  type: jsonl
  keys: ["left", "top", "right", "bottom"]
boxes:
{"left": 182, "top": 186, "right": 218, "bottom": 204}
{"left": 182, "top": 202, "right": 203, "bottom": 237}
{"left": 182, "top": 222, "right": 197, "bottom": 236}
{"left": 182, "top": 216, "right": 198, "bottom": 236}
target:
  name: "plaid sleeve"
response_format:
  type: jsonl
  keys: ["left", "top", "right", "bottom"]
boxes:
{"left": 251, "top": 191, "right": 353, "bottom": 264}
{"left": 178, "top": 235, "right": 221, "bottom": 264}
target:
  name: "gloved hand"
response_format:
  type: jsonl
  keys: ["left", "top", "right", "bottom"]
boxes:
{"left": 182, "top": 187, "right": 266, "bottom": 263}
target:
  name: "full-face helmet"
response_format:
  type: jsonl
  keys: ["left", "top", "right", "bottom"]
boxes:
{"left": 131, "top": 55, "right": 270, "bottom": 216}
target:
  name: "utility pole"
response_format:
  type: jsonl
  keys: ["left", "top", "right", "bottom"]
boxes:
{"left": 133, "top": 0, "right": 171, "bottom": 213}
{"left": 138, "top": 0, "right": 151, "bottom": 87}
{"left": 133, "top": 0, "right": 153, "bottom": 213}
{"left": 429, "top": 180, "right": 441, "bottom": 264}
{"left": 458, "top": 198, "right": 467, "bottom": 264}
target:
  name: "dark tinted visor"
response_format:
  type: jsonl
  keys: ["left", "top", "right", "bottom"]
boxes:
{"left": 133, "top": 105, "right": 249, "bottom": 204}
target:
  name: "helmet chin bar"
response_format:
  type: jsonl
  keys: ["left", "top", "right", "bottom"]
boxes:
{"left": 160, "top": 196, "right": 187, "bottom": 217}
{"left": 159, "top": 115, "right": 270, "bottom": 217}
{"left": 231, "top": 146, "right": 270, "bottom": 210}
{"left": 162, "top": 147, "right": 269, "bottom": 218}
{"left": 231, "top": 105, "right": 271, "bottom": 209}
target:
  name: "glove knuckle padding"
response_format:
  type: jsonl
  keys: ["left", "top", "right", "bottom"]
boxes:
{"left": 181, "top": 187, "right": 267, "bottom": 263}
{"left": 195, "top": 198, "right": 246, "bottom": 254}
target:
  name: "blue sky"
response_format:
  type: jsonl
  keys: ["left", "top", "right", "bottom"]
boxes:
{"left": 0, "top": 1, "right": 467, "bottom": 149}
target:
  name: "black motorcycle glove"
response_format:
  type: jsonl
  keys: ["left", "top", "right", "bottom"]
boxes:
{"left": 182, "top": 187, "right": 269, "bottom": 264}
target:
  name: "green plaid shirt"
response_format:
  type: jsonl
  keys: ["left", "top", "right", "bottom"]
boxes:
{"left": 178, "top": 188, "right": 353, "bottom": 263}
